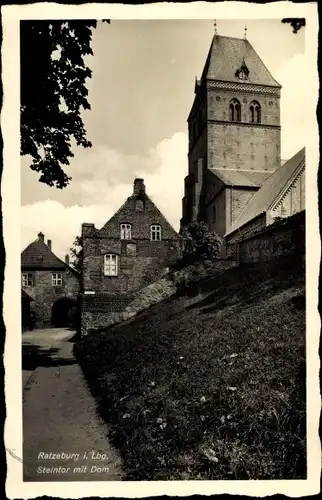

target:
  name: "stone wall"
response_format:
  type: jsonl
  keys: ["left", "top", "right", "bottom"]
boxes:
{"left": 22, "top": 268, "right": 80, "bottom": 328}
{"left": 81, "top": 259, "right": 239, "bottom": 336}
{"left": 226, "top": 211, "right": 305, "bottom": 263}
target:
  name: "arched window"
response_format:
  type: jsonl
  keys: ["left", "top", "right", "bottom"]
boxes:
{"left": 150, "top": 225, "right": 162, "bottom": 241}
{"left": 104, "top": 254, "right": 118, "bottom": 276}
{"left": 249, "top": 101, "right": 261, "bottom": 123}
{"left": 229, "top": 99, "right": 241, "bottom": 122}
{"left": 120, "top": 223, "right": 131, "bottom": 240}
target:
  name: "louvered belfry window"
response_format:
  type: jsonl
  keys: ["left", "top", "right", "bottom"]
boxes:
{"left": 249, "top": 101, "right": 261, "bottom": 123}
{"left": 229, "top": 98, "right": 241, "bottom": 122}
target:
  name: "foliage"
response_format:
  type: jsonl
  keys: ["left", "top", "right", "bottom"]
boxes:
{"left": 20, "top": 20, "right": 108, "bottom": 188}
{"left": 182, "top": 221, "right": 222, "bottom": 264}
{"left": 281, "top": 18, "right": 305, "bottom": 34}
{"left": 70, "top": 235, "right": 83, "bottom": 275}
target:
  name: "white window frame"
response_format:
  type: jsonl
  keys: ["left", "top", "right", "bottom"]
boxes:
{"left": 104, "top": 254, "right": 118, "bottom": 276}
{"left": 150, "top": 225, "right": 162, "bottom": 241}
{"left": 22, "top": 273, "right": 33, "bottom": 287}
{"left": 120, "top": 223, "right": 132, "bottom": 240}
{"left": 52, "top": 272, "right": 63, "bottom": 286}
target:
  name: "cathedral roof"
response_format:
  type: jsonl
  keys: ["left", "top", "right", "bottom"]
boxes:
{"left": 225, "top": 148, "right": 305, "bottom": 236}
{"left": 209, "top": 168, "right": 273, "bottom": 188}
{"left": 201, "top": 35, "right": 281, "bottom": 87}
{"left": 21, "top": 233, "right": 69, "bottom": 270}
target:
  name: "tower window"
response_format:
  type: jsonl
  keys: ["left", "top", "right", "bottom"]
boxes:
{"left": 229, "top": 99, "right": 241, "bottom": 122}
{"left": 120, "top": 223, "right": 132, "bottom": 240}
{"left": 150, "top": 225, "right": 162, "bottom": 241}
{"left": 249, "top": 101, "right": 261, "bottom": 123}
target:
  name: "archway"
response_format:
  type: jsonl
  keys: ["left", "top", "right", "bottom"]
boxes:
{"left": 51, "top": 297, "right": 78, "bottom": 328}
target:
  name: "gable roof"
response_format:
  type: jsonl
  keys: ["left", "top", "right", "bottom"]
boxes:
{"left": 99, "top": 179, "right": 178, "bottom": 239}
{"left": 225, "top": 148, "right": 305, "bottom": 236}
{"left": 209, "top": 168, "right": 274, "bottom": 188}
{"left": 201, "top": 35, "right": 281, "bottom": 87}
{"left": 21, "top": 236, "right": 67, "bottom": 270}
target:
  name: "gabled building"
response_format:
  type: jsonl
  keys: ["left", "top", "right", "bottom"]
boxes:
{"left": 81, "top": 178, "right": 180, "bottom": 333}
{"left": 21, "top": 232, "right": 80, "bottom": 328}
{"left": 225, "top": 147, "right": 305, "bottom": 247}
{"left": 180, "top": 32, "right": 305, "bottom": 252}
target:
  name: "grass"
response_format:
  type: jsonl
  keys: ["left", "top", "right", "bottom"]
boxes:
{"left": 75, "top": 254, "right": 306, "bottom": 480}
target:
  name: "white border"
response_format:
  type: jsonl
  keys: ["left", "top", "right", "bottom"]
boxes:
{"left": 2, "top": 2, "right": 320, "bottom": 498}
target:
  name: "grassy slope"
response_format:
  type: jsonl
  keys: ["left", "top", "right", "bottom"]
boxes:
{"left": 75, "top": 255, "right": 306, "bottom": 480}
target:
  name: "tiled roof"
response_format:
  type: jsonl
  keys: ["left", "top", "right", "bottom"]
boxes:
{"left": 21, "top": 289, "right": 33, "bottom": 301}
{"left": 209, "top": 168, "right": 273, "bottom": 187}
{"left": 225, "top": 148, "right": 305, "bottom": 236}
{"left": 201, "top": 35, "right": 281, "bottom": 87}
{"left": 21, "top": 237, "right": 67, "bottom": 269}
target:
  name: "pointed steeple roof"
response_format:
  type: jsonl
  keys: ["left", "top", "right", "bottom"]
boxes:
{"left": 200, "top": 35, "right": 281, "bottom": 87}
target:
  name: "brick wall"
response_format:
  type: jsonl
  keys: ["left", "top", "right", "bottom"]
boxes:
{"left": 22, "top": 268, "right": 80, "bottom": 327}
{"left": 82, "top": 180, "right": 180, "bottom": 333}
{"left": 226, "top": 211, "right": 305, "bottom": 263}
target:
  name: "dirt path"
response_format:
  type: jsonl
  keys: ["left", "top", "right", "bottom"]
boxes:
{"left": 22, "top": 328, "right": 123, "bottom": 481}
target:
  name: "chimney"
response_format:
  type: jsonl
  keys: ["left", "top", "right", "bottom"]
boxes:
{"left": 133, "top": 178, "right": 145, "bottom": 196}
{"left": 65, "top": 254, "right": 70, "bottom": 266}
{"left": 38, "top": 232, "right": 44, "bottom": 243}
{"left": 47, "top": 239, "right": 52, "bottom": 251}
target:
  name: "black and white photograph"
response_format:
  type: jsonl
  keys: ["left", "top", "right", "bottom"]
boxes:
{"left": 2, "top": 1, "right": 320, "bottom": 498}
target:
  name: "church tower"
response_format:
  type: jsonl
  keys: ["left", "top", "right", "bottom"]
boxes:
{"left": 181, "top": 31, "right": 281, "bottom": 237}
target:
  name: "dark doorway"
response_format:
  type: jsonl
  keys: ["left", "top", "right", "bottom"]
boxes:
{"left": 51, "top": 297, "right": 77, "bottom": 328}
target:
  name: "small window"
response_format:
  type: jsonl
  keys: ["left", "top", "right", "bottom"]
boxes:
{"left": 150, "top": 225, "right": 162, "bottom": 241}
{"left": 135, "top": 200, "right": 144, "bottom": 212}
{"left": 212, "top": 205, "right": 217, "bottom": 222}
{"left": 22, "top": 273, "right": 33, "bottom": 287}
{"left": 52, "top": 273, "right": 63, "bottom": 286}
{"left": 120, "top": 223, "right": 131, "bottom": 240}
{"left": 126, "top": 243, "right": 137, "bottom": 256}
{"left": 104, "top": 254, "right": 118, "bottom": 276}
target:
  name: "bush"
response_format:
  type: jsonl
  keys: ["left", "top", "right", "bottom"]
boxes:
{"left": 181, "top": 221, "right": 222, "bottom": 266}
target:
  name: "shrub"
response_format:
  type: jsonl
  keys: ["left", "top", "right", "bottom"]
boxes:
{"left": 181, "top": 221, "right": 222, "bottom": 266}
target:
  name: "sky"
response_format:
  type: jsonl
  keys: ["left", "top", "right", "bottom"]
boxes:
{"left": 20, "top": 19, "right": 306, "bottom": 260}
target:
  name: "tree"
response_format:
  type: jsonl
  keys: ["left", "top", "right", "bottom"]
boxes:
{"left": 20, "top": 20, "right": 109, "bottom": 188}
{"left": 182, "top": 221, "right": 222, "bottom": 264}
{"left": 70, "top": 235, "right": 83, "bottom": 275}
{"left": 282, "top": 18, "right": 305, "bottom": 34}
